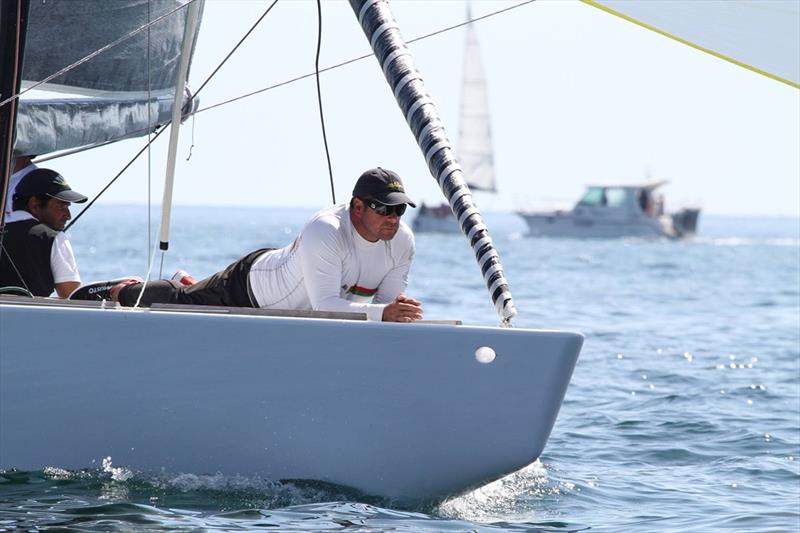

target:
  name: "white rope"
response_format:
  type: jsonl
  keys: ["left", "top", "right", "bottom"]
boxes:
{"left": 133, "top": 228, "right": 164, "bottom": 309}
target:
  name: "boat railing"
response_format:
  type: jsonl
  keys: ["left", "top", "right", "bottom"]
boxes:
{"left": 149, "top": 303, "right": 368, "bottom": 321}
{"left": 0, "top": 294, "right": 366, "bottom": 321}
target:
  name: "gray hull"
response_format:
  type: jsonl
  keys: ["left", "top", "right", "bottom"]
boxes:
{"left": 518, "top": 183, "right": 700, "bottom": 239}
{"left": 519, "top": 211, "right": 668, "bottom": 238}
{"left": 0, "top": 299, "right": 581, "bottom": 502}
{"left": 412, "top": 212, "right": 460, "bottom": 233}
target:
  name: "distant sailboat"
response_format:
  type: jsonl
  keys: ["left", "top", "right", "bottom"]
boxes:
{"left": 413, "top": 6, "right": 496, "bottom": 233}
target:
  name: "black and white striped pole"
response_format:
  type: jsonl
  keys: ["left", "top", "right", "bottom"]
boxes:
{"left": 350, "top": 0, "right": 517, "bottom": 325}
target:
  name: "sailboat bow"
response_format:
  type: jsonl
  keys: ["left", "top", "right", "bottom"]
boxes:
{"left": 0, "top": 0, "right": 584, "bottom": 503}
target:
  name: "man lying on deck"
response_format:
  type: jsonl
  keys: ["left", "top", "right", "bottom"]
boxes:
{"left": 0, "top": 168, "right": 88, "bottom": 298}
{"left": 110, "top": 168, "right": 423, "bottom": 322}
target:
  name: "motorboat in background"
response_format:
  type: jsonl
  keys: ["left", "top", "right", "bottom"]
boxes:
{"left": 413, "top": 6, "right": 496, "bottom": 234}
{"left": 512, "top": 0, "right": 797, "bottom": 239}
{"left": 517, "top": 180, "right": 700, "bottom": 239}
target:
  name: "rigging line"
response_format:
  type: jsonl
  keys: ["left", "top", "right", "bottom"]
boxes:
{"left": 34, "top": 0, "right": 528, "bottom": 163}
{"left": 134, "top": 227, "right": 164, "bottom": 309}
{"left": 193, "top": 0, "right": 537, "bottom": 116}
{"left": 193, "top": 0, "right": 279, "bottom": 100}
{"left": 0, "top": 0, "right": 199, "bottom": 110}
{"left": 49, "top": 1, "right": 277, "bottom": 232}
{"left": 186, "top": 0, "right": 279, "bottom": 161}
{"left": 186, "top": 113, "right": 195, "bottom": 161}
{"left": 64, "top": 125, "right": 167, "bottom": 232}
{"left": 315, "top": 0, "right": 335, "bottom": 204}
{"left": 34, "top": 0, "right": 280, "bottom": 165}
{"left": 0, "top": 242, "right": 32, "bottom": 295}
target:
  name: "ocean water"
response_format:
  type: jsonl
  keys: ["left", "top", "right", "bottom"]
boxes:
{"left": 2, "top": 206, "right": 798, "bottom": 532}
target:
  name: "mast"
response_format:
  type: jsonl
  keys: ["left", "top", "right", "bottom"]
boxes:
{"left": 0, "top": 0, "right": 29, "bottom": 229}
{"left": 350, "top": 0, "right": 516, "bottom": 324}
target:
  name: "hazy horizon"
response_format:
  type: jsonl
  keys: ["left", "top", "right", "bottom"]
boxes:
{"left": 28, "top": 0, "right": 800, "bottom": 218}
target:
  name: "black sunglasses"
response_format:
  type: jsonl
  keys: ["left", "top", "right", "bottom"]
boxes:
{"left": 364, "top": 199, "right": 407, "bottom": 217}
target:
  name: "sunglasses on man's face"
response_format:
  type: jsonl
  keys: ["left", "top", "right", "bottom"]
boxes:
{"left": 364, "top": 199, "right": 407, "bottom": 217}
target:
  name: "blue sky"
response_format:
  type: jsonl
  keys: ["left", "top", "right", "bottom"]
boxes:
{"left": 42, "top": 0, "right": 800, "bottom": 217}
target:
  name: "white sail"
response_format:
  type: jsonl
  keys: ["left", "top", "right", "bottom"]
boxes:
{"left": 584, "top": 0, "right": 800, "bottom": 88}
{"left": 458, "top": 12, "right": 497, "bottom": 192}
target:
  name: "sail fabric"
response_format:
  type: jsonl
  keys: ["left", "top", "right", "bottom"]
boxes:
{"left": 585, "top": 0, "right": 800, "bottom": 88}
{"left": 15, "top": 0, "right": 204, "bottom": 156}
{"left": 458, "top": 21, "right": 497, "bottom": 193}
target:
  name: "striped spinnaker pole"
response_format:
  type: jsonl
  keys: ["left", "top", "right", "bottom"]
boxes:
{"left": 350, "top": 0, "right": 517, "bottom": 324}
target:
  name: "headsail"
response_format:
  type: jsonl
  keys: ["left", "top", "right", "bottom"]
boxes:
{"left": 458, "top": 9, "right": 496, "bottom": 193}
{"left": 14, "top": 0, "right": 205, "bottom": 157}
{"left": 350, "top": 0, "right": 516, "bottom": 323}
{"left": 584, "top": 0, "right": 800, "bottom": 89}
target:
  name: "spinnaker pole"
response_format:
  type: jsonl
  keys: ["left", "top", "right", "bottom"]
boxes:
{"left": 349, "top": 0, "right": 517, "bottom": 324}
{"left": 0, "top": 0, "right": 29, "bottom": 229}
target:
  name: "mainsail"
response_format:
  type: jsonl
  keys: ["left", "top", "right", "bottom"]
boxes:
{"left": 458, "top": 9, "right": 496, "bottom": 193}
{"left": 14, "top": 0, "right": 204, "bottom": 157}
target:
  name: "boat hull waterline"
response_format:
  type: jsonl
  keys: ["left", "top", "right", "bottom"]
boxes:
{"left": 518, "top": 208, "right": 700, "bottom": 239}
{"left": 518, "top": 182, "right": 700, "bottom": 239}
{"left": 0, "top": 302, "right": 582, "bottom": 502}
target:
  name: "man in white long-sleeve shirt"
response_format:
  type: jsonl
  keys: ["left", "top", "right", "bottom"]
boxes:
{"left": 112, "top": 168, "right": 423, "bottom": 322}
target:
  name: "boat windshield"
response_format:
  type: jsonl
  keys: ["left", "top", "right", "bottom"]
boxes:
{"left": 605, "top": 188, "right": 627, "bottom": 207}
{"left": 578, "top": 187, "right": 606, "bottom": 206}
{"left": 578, "top": 187, "right": 627, "bottom": 208}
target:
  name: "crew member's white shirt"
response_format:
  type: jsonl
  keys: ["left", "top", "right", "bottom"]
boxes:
{"left": 11, "top": 211, "right": 81, "bottom": 286}
{"left": 249, "top": 203, "right": 415, "bottom": 321}
{"left": 4, "top": 162, "right": 38, "bottom": 224}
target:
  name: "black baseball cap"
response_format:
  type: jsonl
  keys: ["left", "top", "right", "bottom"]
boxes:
{"left": 14, "top": 168, "right": 87, "bottom": 204}
{"left": 352, "top": 167, "right": 416, "bottom": 207}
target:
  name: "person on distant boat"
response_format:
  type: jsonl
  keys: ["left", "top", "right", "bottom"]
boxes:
{"left": 110, "top": 167, "right": 424, "bottom": 322}
{"left": 639, "top": 189, "right": 657, "bottom": 217}
{"left": 3, "top": 153, "right": 38, "bottom": 224}
{"left": 0, "top": 168, "right": 87, "bottom": 297}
